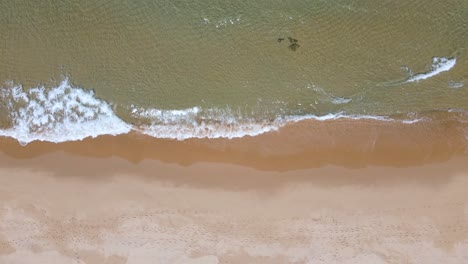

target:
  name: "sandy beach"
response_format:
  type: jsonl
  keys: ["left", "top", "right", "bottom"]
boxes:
{"left": 1, "top": 124, "right": 468, "bottom": 263}
{"left": 1, "top": 1, "right": 467, "bottom": 262}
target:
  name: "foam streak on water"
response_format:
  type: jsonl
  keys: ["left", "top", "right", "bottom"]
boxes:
{"left": 406, "top": 57, "right": 456, "bottom": 83}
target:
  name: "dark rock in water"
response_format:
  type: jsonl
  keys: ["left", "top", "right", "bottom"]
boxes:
{"left": 289, "top": 42, "right": 300, "bottom": 51}
{"left": 277, "top": 38, "right": 285, "bottom": 42}
{"left": 288, "top": 37, "right": 298, "bottom": 43}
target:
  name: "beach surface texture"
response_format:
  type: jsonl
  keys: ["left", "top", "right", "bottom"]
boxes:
{"left": 0, "top": 133, "right": 467, "bottom": 264}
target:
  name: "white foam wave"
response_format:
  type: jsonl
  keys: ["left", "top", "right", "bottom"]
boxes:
{"left": 0, "top": 78, "right": 131, "bottom": 145}
{"left": 130, "top": 105, "right": 281, "bottom": 140}
{"left": 131, "top": 106, "right": 201, "bottom": 123}
{"left": 406, "top": 57, "right": 456, "bottom": 83}
{"left": 131, "top": 106, "right": 424, "bottom": 140}
{"left": 285, "top": 112, "right": 393, "bottom": 123}
{"left": 136, "top": 121, "right": 281, "bottom": 140}
{"left": 0, "top": 79, "right": 433, "bottom": 144}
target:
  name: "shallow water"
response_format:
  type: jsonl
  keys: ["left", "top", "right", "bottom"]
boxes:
{"left": 0, "top": 0, "right": 467, "bottom": 143}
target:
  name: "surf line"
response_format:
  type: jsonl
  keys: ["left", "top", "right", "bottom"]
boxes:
{"left": 381, "top": 56, "right": 457, "bottom": 87}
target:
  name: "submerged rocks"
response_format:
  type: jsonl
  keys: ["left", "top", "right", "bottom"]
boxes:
{"left": 278, "top": 36, "right": 300, "bottom": 51}
{"left": 289, "top": 42, "right": 300, "bottom": 51}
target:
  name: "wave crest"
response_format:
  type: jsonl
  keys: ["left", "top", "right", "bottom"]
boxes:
{"left": 406, "top": 57, "right": 456, "bottom": 83}
{"left": 0, "top": 79, "right": 130, "bottom": 145}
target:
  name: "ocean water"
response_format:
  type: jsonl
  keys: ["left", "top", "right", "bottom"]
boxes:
{"left": 0, "top": 0, "right": 467, "bottom": 144}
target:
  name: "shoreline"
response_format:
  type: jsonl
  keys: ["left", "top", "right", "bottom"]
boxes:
{"left": 1, "top": 117, "right": 468, "bottom": 263}
{"left": 1, "top": 114, "right": 467, "bottom": 170}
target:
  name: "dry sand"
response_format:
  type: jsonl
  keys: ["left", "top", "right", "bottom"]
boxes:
{"left": 0, "top": 118, "right": 467, "bottom": 264}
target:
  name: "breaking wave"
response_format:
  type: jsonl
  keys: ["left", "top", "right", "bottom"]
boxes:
{"left": 0, "top": 79, "right": 465, "bottom": 145}
{"left": 0, "top": 79, "right": 131, "bottom": 145}
{"left": 406, "top": 57, "right": 456, "bottom": 83}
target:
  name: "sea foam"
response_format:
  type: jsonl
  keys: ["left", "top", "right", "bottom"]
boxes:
{"left": 0, "top": 78, "right": 131, "bottom": 145}
{"left": 0, "top": 79, "right": 436, "bottom": 145}
{"left": 130, "top": 106, "right": 405, "bottom": 140}
{"left": 406, "top": 57, "right": 456, "bottom": 83}
{"left": 131, "top": 105, "right": 281, "bottom": 140}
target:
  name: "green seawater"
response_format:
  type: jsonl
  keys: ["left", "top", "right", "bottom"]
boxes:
{"left": 1, "top": 0, "right": 468, "bottom": 126}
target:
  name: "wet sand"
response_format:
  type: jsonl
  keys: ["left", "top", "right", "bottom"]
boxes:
{"left": 2, "top": 114, "right": 468, "bottom": 169}
{"left": 0, "top": 119, "right": 468, "bottom": 263}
